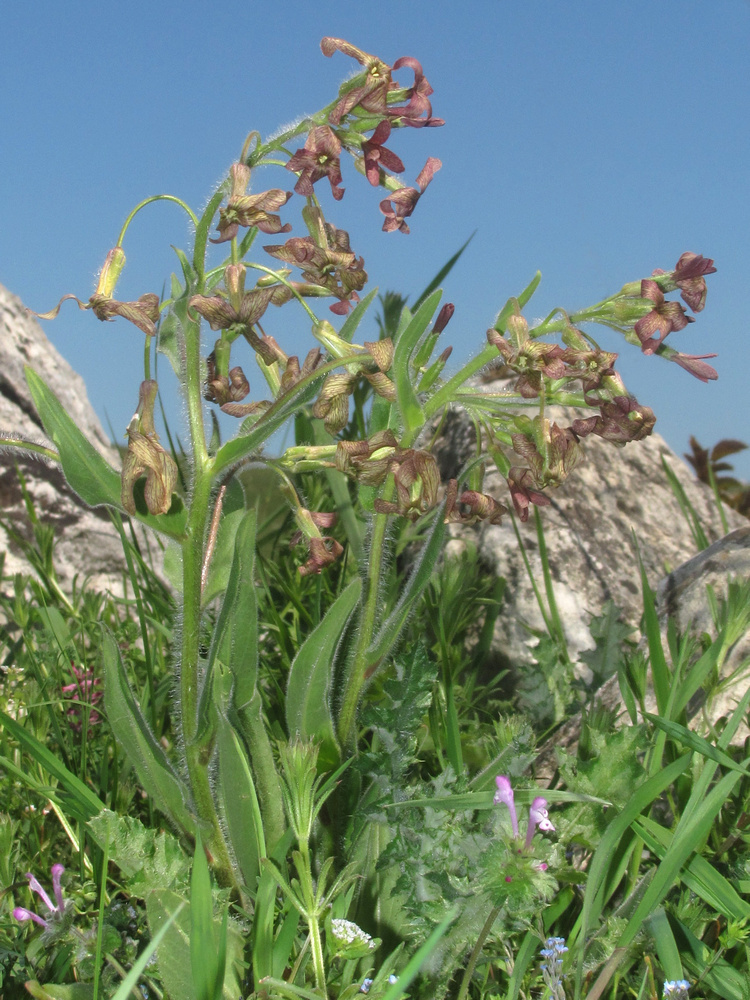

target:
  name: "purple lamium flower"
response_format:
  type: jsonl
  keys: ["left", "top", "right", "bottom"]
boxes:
{"left": 526, "top": 796, "right": 555, "bottom": 849}
{"left": 13, "top": 864, "right": 67, "bottom": 930}
{"left": 493, "top": 775, "right": 519, "bottom": 838}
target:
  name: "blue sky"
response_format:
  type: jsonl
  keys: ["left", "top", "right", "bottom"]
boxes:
{"left": 2, "top": 1, "right": 749, "bottom": 480}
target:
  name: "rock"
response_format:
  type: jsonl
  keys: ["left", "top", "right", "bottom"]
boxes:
{"left": 0, "top": 282, "right": 158, "bottom": 603}
{"left": 433, "top": 390, "right": 748, "bottom": 675}
{"left": 532, "top": 526, "right": 750, "bottom": 775}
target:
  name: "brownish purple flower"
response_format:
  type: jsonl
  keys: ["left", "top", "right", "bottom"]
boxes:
{"left": 634, "top": 278, "right": 693, "bottom": 354}
{"left": 571, "top": 396, "right": 656, "bottom": 444}
{"left": 373, "top": 448, "right": 441, "bottom": 520}
{"left": 361, "top": 121, "right": 405, "bottom": 185}
{"left": 507, "top": 467, "right": 551, "bottom": 522}
{"left": 380, "top": 157, "right": 441, "bottom": 233}
{"left": 672, "top": 252, "right": 716, "bottom": 313}
{"left": 445, "top": 480, "right": 507, "bottom": 524}
{"left": 264, "top": 224, "right": 367, "bottom": 314}
{"left": 121, "top": 381, "right": 178, "bottom": 516}
{"left": 212, "top": 163, "right": 292, "bottom": 244}
{"left": 560, "top": 348, "right": 619, "bottom": 396}
{"left": 290, "top": 508, "right": 342, "bottom": 576}
{"left": 286, "top": 126, "right": 345, "bottom": 201}
{"left": 388, "top": 57, "right": 445, "bottom": 128}
{"left": 665, "top": 351, "right": 718, "bottom": 382}
{"left": 321, "top": 37, "right": 396, "bottom": 124}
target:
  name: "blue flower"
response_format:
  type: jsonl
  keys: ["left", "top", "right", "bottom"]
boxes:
{"left": 539, "top": 936, "right": 567, "bottom": 1000}
{"left": 663, "top": 980, "right": 690, "bottom": 999}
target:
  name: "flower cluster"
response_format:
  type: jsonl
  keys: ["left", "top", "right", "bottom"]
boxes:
{"left": 62, "top": 664, "right": 102, "bottom": 732}
{"left": 13, "top": 865, "right": 71, "bottom": 939}
{"left": 663, "top": 980, "right": 690, "bottom": 999}
{"left": 539, "top": 936, "right": 568, "bottom": 1000}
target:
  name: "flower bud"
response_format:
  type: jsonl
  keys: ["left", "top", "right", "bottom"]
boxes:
{"left": 94, "top": 247, "right": 127, "bottom": 299}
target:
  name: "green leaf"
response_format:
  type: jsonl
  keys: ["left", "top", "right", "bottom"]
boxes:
{"left": 493, "top": 271, "right": 542, "bottom": 332}
{"left": 25, "top": 366, "right": 188, "bottom": 537}
{"left": 0, "top": 710, "right": 105, "bottom": 821}
{"left": 662, "top": 456, "right": 710, "bottom": 551}
{"left": 286, "top": 577, "right": 361, "bottom": 765}
{"left": 637, "top": 550, "right": 670, "bottom": 718}
{"left": 146, "top": 889, "right": 243, "bottom": 1000}
{"left": 618, "top": 767, "right": 742, "bottom": 950}
{"left": 87, "top": 809, "right": 190, "bottom": 894}
{"left": 645, "top": 714, "right": 750, "bottom": 776}
{"left": 648, "top": 907, "right": 683, "bottom": 984}
{"left": 25, "top": 366, "right": 122, "bottom": 509}
{"left": 191, "top": 832, "right": 226, "bottom": 1000}
{"left": 338, "top": 286, "right": 379, "bottom": 343}
{"left": 214, "top": 678, "right": 266, "bottom": 893}
{"left": 101, "top": 628, "right": 197, "bottom": 835}
{"left": 576, "top": 753, "right": 691, "bottom": 958}
{"left": 367, "top": 504, "right": 447, "bottom": 669}
{"left": 411, "top": 231, "right": 475, "bottom": 312}
{"left": 392, "top": 289, "right": 442, "bottom": 432}
{"left": 24, "top": 984, "right": 94, "bottom": 1000}
{"left": 636, "top": 815, "right": 750, "bottom": 921}
{"left": 208, "top": 510, "right": 285, "bottom": 849}
{"left": 109, "top": 902, "right": 184, "bottom": 1000}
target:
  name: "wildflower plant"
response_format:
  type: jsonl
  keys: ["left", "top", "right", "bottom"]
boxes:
{"left": 0, "top": 32, "right": 726, "bottom": 1000}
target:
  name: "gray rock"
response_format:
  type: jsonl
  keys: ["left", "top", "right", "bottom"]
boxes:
{"left": 0, "top": 282, "right": 158, "bottom": 601}
{"left": 434, "top": 391, "right": 747, "bottom": 674}
{"left": 533, "top": 526, "right": 750, "bottom": 774}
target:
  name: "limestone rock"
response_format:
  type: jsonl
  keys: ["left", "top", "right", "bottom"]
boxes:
{"left": 532, "top": 526, "right": 750, "bottom": 775}
{"left": 433, "top": 392, "right": 747, "bottom": 674}
{"left": 0, "top": 282, "right": 158, "bottom": 600}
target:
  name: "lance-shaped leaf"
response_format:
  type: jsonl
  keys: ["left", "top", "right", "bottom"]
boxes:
{"left": 102, "top": 628, "right": 197, "bottom": 835}
{"left": 25, "top": 366, "right": 187, "bottom": 538}
{"left": 25, "top": 366, "right": 123, "bottom": 510}
{"left": 213, "top": 664, "right": 266, "bottom": 894}
{"left": 146, "top": 889, "right": 243, "bottom": 1000}
{"left": 206, "top": 510, "right": 285, "bottom": 850}
{"left": 286, "top": 577, "right": 361, "bottom": 767}
{"left": 365, "top": 501, "right": 446, "bottom": 676}
{"left": 392, "top": 289, "right": 442, "bottom": 432}
{"left": 0, "top": 710, "right": 105, "bottom": 822}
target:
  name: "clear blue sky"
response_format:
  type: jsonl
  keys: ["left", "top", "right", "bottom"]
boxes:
{"left": 2, "top": 2, "right": 749, "bottom": 479}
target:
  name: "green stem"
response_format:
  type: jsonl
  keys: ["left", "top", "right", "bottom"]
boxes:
{"left": 116, "top": 194, "right": 199, "bottom": 246}
{"left": 296, "top": 842, "right": 327, "bottom": 997}
{"left": 336, "top": 499, "right": 391, "bottom": 749}
{"left": 179, "top": 305, "right": 235, "bottom": 884}
{"left": 455, "top": 904, "right": 501, "bottom": 1000}
{"left": 423, "top": 341, "right": 498, "bottom": 421}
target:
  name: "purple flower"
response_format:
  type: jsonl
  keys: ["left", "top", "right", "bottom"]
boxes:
{"left": 526, "top": 796, "right": 555, "bottom": 849}
{"left": 13, "top": 864, "right": 67, "bottom": 930}
{"left": 493, "top": 776, "right": 519, "bottom": 838}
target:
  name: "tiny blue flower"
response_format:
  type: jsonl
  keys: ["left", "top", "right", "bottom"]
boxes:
{"left": 663, "top": 980, "right": 690, "bottom": 999}
{"left": 539, "top": 936, "right": 567, "bottom": 1000}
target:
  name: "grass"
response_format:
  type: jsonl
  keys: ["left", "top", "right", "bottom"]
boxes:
{"left": 1, "top": 456, "right": 749, "bottom": 1000}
